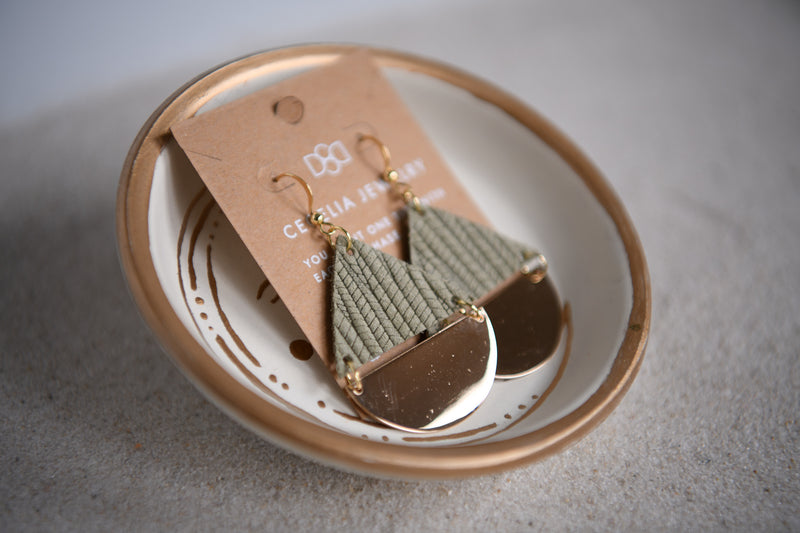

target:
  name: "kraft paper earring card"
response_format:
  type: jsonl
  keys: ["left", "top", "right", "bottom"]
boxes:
{"left": 171, "top": 49, "right": 488, "bottom": 367}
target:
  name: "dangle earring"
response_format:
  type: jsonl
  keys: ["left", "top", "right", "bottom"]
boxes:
{"left": 272, "top": 172, "right": 497, "bottom": 432}
{"left": 358, "top": 135, "right": 563, "bottom": 379}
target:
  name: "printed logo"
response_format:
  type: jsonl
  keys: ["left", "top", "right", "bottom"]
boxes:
{"left": 303, "top": 141, "right": 352, "bottom": 178}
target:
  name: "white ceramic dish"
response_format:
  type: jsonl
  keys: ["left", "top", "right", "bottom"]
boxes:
{"left": 117, "top": 44, "right": 650, "bottom": 478}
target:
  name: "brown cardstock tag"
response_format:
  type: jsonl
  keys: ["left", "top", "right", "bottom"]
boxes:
{"left": 171, "top": 49, "right": 488, "bottom": 368}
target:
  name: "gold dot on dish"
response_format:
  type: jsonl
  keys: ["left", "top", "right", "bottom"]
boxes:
{"left": 504, "top": 414, "right": 512, "bottom": 419}
{"left": 518, "top": 404, "right": 526, "bottom": 410}
{"left": 532, "top": 394, "right": 540, "bottom": 400}
{"left": 195, "top": 297, "right": 204, "bottom": 304}
{"left": 199, "top": 312, "right": 208, "bottom": 320}
{"left": 381, "top": 436, "right": 389, "bottom": 442}
{"left": 361, "top": 435, "right": 369, "bottom": 440}
{"left": 269, "top": 375, "right": 277, "bottom": 383}
{"left": 317, "top": 401, "right": 326, "bottom": 408}
{"left": 281, "top": 383, "right": 289, "bottom": 390}
{"left": 289, "top": 339, "right": 314, "bottom": 361}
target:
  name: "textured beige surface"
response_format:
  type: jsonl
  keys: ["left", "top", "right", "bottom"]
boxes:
{"left": 1, "top": 0, "right": 798, "bottom": 530}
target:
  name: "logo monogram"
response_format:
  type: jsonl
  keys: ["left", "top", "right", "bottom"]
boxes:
{"left": 303, "top": 141, "right": 352, "bottom": 178}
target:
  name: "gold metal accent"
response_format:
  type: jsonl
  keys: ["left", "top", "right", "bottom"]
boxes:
{"left": 272, "top": 172, "right": 353, "bottom": 251}
{"left": 453, "top": 297, "right": 486, "bottom": 322}
{"left": 344, "top": 358, "right": 363, "bottom": 395}
{"left": 520, "top": 252, "right": 548, "bottom": 284}
{"left": 358, "top": 134, "right": 424, "bottom": 213}
{"left": 477, "top": 272, "right": 563, "bottom": 378}
{"left": 344, "top": 311, "right": 496, "bottom": 432}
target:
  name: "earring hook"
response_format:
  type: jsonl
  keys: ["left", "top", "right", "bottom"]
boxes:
{"left": 273, "top": 172, "right": 353, "bottom": 251}
{"left": 358, "top": 134, "right": 424, "bottom": 213}
{"left": 273, "top": 172, "right": 315, "bottom": 215}
{"left": 358, "top": 134, "right": 393, "bottom": 176}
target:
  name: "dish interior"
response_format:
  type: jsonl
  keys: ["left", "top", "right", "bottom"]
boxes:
{"left": 146, "top": 56, "right": 632, "bottom": 446}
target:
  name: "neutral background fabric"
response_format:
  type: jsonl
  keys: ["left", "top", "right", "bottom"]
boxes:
{"left": 2, "top": 0, "right": 798, "bottom": 530}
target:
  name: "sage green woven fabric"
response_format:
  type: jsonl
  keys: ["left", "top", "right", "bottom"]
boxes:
{"left": 408, "top": 206, "right": 535, "bottom": 299}
{"left": 331, "top": 235, "right": 463, "bottom": 377}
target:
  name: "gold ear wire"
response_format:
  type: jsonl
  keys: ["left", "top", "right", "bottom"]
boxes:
{"left": 358, "top": 134, "right": 393, "bottom": 176}
{"left": 358, "top": 134, "right": 424, "bottom": 213}
{"left": 273, "top": 172, "right": 353, "bottom": 251}
{"left": 273, "top": 172, "right": 315, "bottom": 215}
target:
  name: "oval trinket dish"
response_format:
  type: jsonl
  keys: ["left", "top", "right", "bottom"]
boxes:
{"left": 117, "top": 44, "right": 650, "bottom": 479}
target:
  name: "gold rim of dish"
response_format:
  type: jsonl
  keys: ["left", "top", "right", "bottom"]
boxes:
{"left": 116, "top": 44, "right": 651, "bottom": 479}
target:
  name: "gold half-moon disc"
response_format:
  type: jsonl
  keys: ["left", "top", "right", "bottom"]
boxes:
{"left": 346, "top": 310, "right": 497, "bottom": 432}
{"left": 482, "top": 274, "right": 563, "bottom": 379}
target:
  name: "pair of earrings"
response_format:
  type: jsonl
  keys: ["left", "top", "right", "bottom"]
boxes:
{"left": 274, "top": 136, "right": 562, "bottom": 433}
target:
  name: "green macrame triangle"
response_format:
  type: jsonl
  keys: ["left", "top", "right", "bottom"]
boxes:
{"left": 408, "top": 206, "right": 535, "bottom": 300}
{"left": 331, "top": 235, "right": 463, "bottom": 377}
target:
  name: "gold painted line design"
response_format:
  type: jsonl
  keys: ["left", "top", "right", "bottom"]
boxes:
{"left": 177, "top": 197, "right": 302, "bottom": 417}
{"left": 213, "top": 335, "right": 318, "bottom": 424}
{"left": 215, "top": 335, "right": 250, "bottom": 376}
{"left": 333, "top": 409, "right": 363, "bottom": 422}
{"left": 203, "top": 249, "right": 340, "bottom": 430}
{"left": 200, "top": 241, "right": 353, "bottom": 434}
{"left": 402, "top": 423, "right": 498, "bottom": 443}
{"left": 177, "top": 187, "right": 209, "bottom": 268}
{"left": 177, "top": 187, "right": 210, "bottom": 339}
{"left": 256, "top": 279, "right": 280, "bottom": 303}
{"left": 188, "top": 198, "right": 216, "bottom": 290}
{"left": 333, "top": 409, "right": 384, "bottom": 428}
{"left": 207, "top": 244, "right": 261, "bottom": 368}
{"left": 289, "top": 339, "right": 314, "bottom": 361}
{"left": 256, "top": 279, "right": 270, "bottom": 300}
